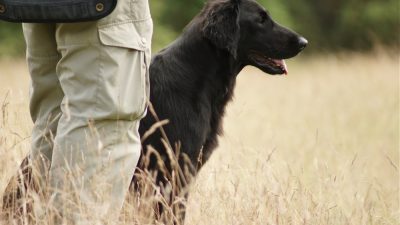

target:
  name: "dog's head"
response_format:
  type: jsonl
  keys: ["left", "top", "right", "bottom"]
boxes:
{"left": 201, "top": 0, "right": 307, "bottom": 75}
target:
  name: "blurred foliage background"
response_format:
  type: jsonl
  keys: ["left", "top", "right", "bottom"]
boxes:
{"left": 0, "top": 0, "right": 399, "bottom": 57}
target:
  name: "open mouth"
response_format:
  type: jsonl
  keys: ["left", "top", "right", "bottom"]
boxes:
{"left": 249, "top": 52, "right": 288, "bottom": 75}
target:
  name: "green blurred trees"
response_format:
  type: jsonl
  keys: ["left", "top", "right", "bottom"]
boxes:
{"left": 283, "top": 0, "right": 400, "bottom": 50}
{"left": 0, "top": 21, "right": 25, "bottom": 57}
{"left": 155, "top": 0, "right": 399, "bottom": 52}
{"left": 0, "top": 0, "right": 398, "bottom": 57}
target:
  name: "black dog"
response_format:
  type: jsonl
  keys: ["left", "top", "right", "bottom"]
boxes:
{"left": 136, "top": 0, "right": 307, "bottom": 221}
{"left": 3, "top": 0, "right": 307, "bottom": 223}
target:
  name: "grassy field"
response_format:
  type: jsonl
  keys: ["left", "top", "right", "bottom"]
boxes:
{"left": 0, "top": 51, "right": 398, "bottom": 224}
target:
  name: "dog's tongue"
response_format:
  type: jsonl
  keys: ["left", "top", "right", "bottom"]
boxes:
{"left": 272, "top": 59, "right": 288, "bottom": 75}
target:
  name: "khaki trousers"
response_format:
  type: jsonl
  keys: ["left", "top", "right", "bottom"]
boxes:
{"left": 23, "top": 0, "right": 152, "bottom": 223}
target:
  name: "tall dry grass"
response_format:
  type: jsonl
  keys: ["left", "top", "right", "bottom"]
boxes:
{"left": 0, "top": 51, "right": 398, "bottom": 224}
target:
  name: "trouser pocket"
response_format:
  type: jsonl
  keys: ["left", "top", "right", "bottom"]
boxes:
{"left": 97, "top": 19, "right": 152, "bottom": 120}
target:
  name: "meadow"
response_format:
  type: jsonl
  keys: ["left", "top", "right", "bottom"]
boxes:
{"left": 0, "top": 51, "right": 398, "bottom": 224}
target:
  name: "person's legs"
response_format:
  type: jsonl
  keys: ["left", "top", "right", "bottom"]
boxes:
{"left": 47, "top": 1, "right": 152, "bottom": 223}
{"left": 23, "top": 23, "right": 63, "bottom": 185}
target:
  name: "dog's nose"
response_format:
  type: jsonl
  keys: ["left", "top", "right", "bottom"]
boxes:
{"left": 297, "top": 37, "right": 308, "bottom": 50}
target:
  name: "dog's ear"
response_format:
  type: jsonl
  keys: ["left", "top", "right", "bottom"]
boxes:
{"left": 202, "top": 0, "right": 241, "bottom": 57}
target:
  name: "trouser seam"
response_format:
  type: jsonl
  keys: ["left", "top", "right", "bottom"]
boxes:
{"left": 94, "top": 45, "right": 103, "bottom": 120}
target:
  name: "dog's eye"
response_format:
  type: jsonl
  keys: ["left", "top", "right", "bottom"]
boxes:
{"left": 259, "top": 11, "right": 268, "bottom": 24}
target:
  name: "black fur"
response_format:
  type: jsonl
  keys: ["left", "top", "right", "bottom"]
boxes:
{"left": 136, "top": 0, "right": 307, "bottom": 222}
